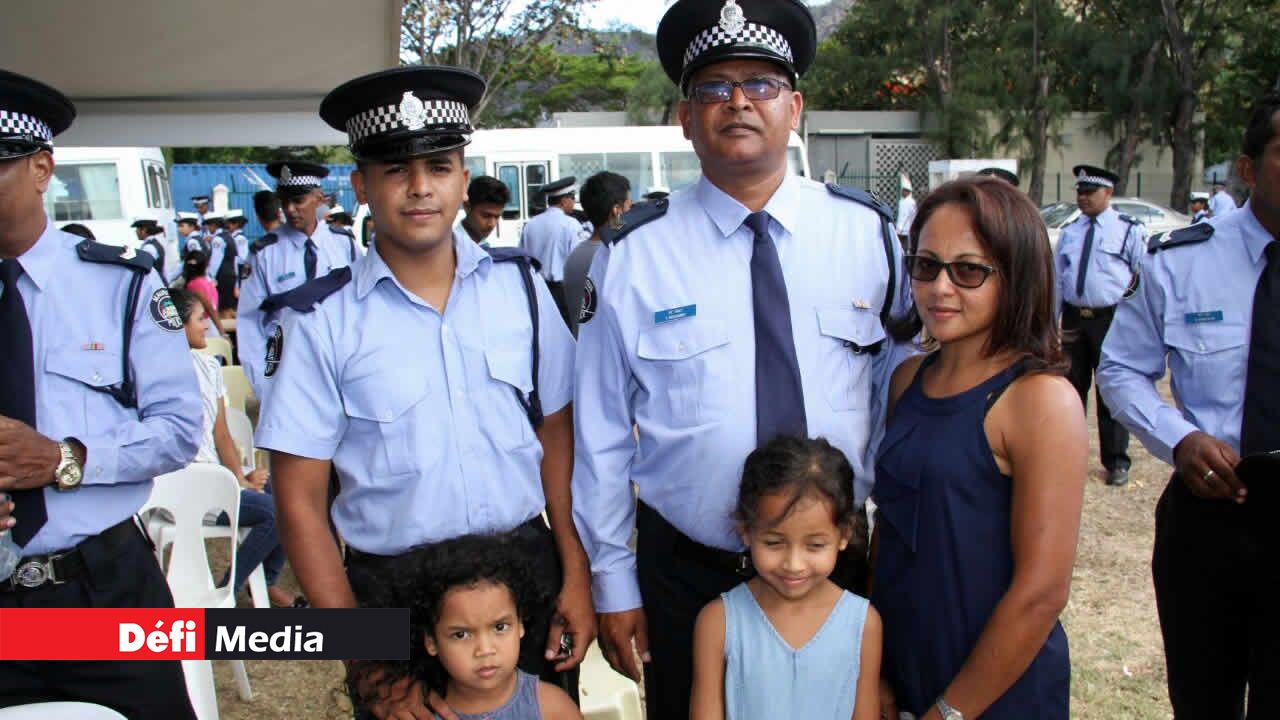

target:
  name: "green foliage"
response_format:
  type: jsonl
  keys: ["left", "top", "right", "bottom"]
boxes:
{"left": 485, "top": 43, "right": 664, "bottom": 127}
{"left": 626, "top": 61, "right": 682, "bottom": 125}
{"left": 1201, "top": 1, "right": 1280, "bottom": 162}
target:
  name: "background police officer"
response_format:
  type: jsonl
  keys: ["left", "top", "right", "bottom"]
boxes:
{"left": 1098, "top": 93, "right": 1280, "bottom": 718}
{"left": 1056, "top": 164, "right": 1146, "bottom": 486}
{"left": 237, "top": 160, "right": 355, "bottom": 395}
{"left": 520, "top": 175, "right": 581, "bottom": 318}
{"left": 1210, "top": 178, "right": 1238, "bottom": 218}
{"left": 131, "top": 217, "right": 167, "bottom": 283}
{"left": 0, "top": 69, "right": 201, "bottom": 718}
{"left": 258, "top": 66, "right": 593, "bottom": 719}
{"left": 572, "top": 2, "right": 910, "bottom": 717}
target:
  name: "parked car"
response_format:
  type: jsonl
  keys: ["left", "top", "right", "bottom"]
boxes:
{"left": 1040, "top": 197, "right": 1189, "bottom": 248}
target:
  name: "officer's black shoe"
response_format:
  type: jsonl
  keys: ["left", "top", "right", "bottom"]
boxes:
{"left": 1106, "top": 468, "right": 1130, "bottom": 487}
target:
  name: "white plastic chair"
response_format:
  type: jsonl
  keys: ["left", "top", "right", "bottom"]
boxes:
{"left": 141, "top": 464, "right": 253, "bottom": 719}
{"left": 0, "top": 703, "right": 126, "bottom": 719}
{"left": 221, "top": 366, "right": 253, "bottom": 413}
{"left": 196, "top": 337, "right": 233, "bottom": 366}
{"left": 221, "top": 407, "right": 270, "bottom": 609}
{"left": 579, "top": 643, "right": 643, "bottom": 720}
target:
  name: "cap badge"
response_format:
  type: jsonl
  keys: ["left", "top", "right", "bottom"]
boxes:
{"left": 719, "top": 0, "right": 745, "bottom": 35}
{"left": 280, "top": 165, "right": 293, "bottom": 183}
{"left": 119, "top": 245, "right": 137, "bottom": 260}
{"left": 399, "top": 91, "right": 427, "bottom": 131}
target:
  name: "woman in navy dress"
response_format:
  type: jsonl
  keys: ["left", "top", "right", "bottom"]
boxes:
{"left": 872, "top": 177, "right": 1088, "bottom": 719}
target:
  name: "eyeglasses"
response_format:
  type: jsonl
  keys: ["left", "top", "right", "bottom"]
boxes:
{"left": 904, "top": 255, "right": 998, "bottom": 289}
{"left": 689, "top": 77, "right": 792, "bottom": 104}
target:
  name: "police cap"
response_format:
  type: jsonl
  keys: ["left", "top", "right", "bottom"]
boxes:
{"left": 541, "top": 176, "right": 578, "bottom": 199}
{"left": 130, "top": 218, "right": 160, "bottom": 229}
{"left": 320, "top": 66, "right": 485, "bottom": 163}
{"left": 266, "top": 160, "right": 330, "bottom": 199}
{"left": 977, "top": 167, "right": 1021, "bottom": 186}
{"left": 657, "top": 0, "right": 817, "bottom": 93}
{"left": 1073, "top": 164, "right": 1119, "bottom": 191}
{"left": 0, "top": 69, "right": 75, "bottom": 160}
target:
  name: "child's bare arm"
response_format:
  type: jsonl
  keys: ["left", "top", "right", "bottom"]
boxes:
{"left": 538, "top": 680, "right": 583, "bottom": 720}
{"left": 690, "top": 598, "right": 727, "bottom": 720}
{"left": 852, "top": 605, "right": 883, "bottom": 720}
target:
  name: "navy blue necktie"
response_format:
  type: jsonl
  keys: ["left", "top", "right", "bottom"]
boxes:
{"left": 0, "top": 260, "right": 46, "bottom": 547}
{"left": 304, "top": 239, "right": 317, "bottom": 281}
{"left": 745, "top": 212, "right": 807, "bottom": 445}
{"left": 1242, "top": 241, "right": 1280, "bottom": 455}
{"left": 1076, "top": 218, "right": 1097, "bottom": 299}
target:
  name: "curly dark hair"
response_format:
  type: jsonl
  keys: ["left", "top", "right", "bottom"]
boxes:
{"left": 347, "top": 532, "right": 555, "bottom": 709}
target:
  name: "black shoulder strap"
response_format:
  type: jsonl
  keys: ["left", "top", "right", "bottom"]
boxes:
{"left": 488, "top": 247, "right": 544, "bottom": 429}
{"left": 331, "top": 225, "right": 357, "bottom": 261}
{"left": 76, "top": 240, "right": 153, "bottom": 408}
{"left": 1149, "top": 222, "right": 1214, "bottom": 254}
{"left": 825, "top": 184, "right": 897, "bottom": 326}
{"left": 251, "top": 232, "right": 280, "bottom": 254}
{"left": 601, "top": 199, "right": 669, "bottom": 246}
{"left": 259, "top": 267, "right": 353, "bottom": 314}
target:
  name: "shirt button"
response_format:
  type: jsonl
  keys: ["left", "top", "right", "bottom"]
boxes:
{"left": 1198, "top": 341, "right": 1206, "bottom": 351}
{"left": 455, "top": 391, "right": 465, "bottom": 400}
{"left": 92, "top": 371, "right": 101, "bottom": 383}
{"left": 96, "top": 467, "right": 104, "bottom": 478}
{"left": 677, "top": 342, "right": 686, "bottom": 352}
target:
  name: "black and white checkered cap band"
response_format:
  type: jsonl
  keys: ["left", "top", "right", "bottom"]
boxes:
{"left": 278, "top": 175, "right": 323, "bottom": 188}
{"left": 346, "top": 100, "right": 470, "bottom": 145}
{"left": 1075, "top": 172, "right": 1114, "bottom": 188}
{"left": 683, "top": 22, "right": 793, "bottom": 69}
{"left": 0, "top": 110, "right": 53, "bottom": 145}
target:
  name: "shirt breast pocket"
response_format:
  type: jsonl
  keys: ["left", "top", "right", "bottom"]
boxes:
{"left": 816, "top": 307, "right": 885, "bottom": 412}
{"left": 341, "top": 373, "right": 431, "bottom": 478}
{"left": 46, "top": 349, "right": 126, "bottom": 431}
{"left": 1165, "top": 321, "right": 1248, "bottom": 392}
{"left": 636, "top": 319, "right": 731, "bottom": 428}
{"left": 484, "top": 347, "right": 538, "bottom": 451}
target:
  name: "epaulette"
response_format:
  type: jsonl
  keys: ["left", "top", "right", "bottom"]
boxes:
{"left": 601, "top": 199, "right": 669, "bottom": 246}
{"left": 1119, "top": 213, "right": 1143, "bottom": 225}
{"left": 1149, "top": 223, "right": 1214, "bottom": 254}
{"left": 259, "top": 267, "right": 353, "bottom": 314}
{"left": 330, "top": 225, "right": 355, "bottom": 239}
{"left": 76, "top": 240, "right": 153, "bottom": 273}
{"left": 825, "top": 183, "right": 893, "bottom": 222}
{"left": 487, "top": 246, "right": 543, "bottom": 273}
{"left": 250, "top": 233, "right": 279, "bottom": 253}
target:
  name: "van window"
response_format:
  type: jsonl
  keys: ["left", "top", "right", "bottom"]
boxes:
{"left": 559, "top": 152, "right": 655, "bottom": 201}
{"left": 44, "top": 163, "right": 123, "bottom": 221}
{"left": 660, "top": 151, "right": 702, "bottom": 192}
{"left": 465, "top": 156, "right": 486, "bottom": 180}
{"left": 497, "top": 165, "right": 521, "bottom": 218}
{"left": 143, "top": 160, "right": 172, "bottom": 209}
{"left": 787, "top": 147, "right": 805, "bottom": 177}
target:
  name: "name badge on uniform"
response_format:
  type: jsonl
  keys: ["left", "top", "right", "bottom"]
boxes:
{"left": 276, "top": 271, "right": 297, "bottom": 283}
{"left": 1184, "top": 311, "right": 1223, "bottom": 324}
{"left": 655, "top": 304, "right": 696, "bottom": 325}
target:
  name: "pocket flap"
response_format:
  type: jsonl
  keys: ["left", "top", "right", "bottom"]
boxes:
{"left": 485, "top": 348, "right": 533, "bottom": 395}
{"left": 817, "top": 307, "right": 886, "bottom": 347}
{"left": 342, "top": 373, "right": 427, "bottom": 422}
{"left": 46, "top": 348, "right": 123, "bottom": 388}
{"left": 637, "top": 319, "right": 730, "bottom": 361}
{"left": 1165, "top": 322, "right": 1246, "bottom": 355}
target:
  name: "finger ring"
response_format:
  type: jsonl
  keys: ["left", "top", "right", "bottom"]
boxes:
{"left": 1203, "top": 469, "right": 1216, "bottom": 482}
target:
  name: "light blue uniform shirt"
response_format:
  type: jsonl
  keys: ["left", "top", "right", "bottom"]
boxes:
{"left": 206, "top": 232, "right": 227, "bottom": 280}
{"left": 255, "top": 233, "right": 575, "bottom": 555}
{"left": 1055, "top": 205, "right": 1147, "bottom": 310}
{"left": 237, "top": 222, "right": 353, "bottom": 394}
{"left": 1098, "top": 201, "right": 1272, "bottom": 465}
{"left": 4, "top": 221, "right": 201, "bottom": 555}
{"left": 183, "top": 231, "right": 205, "bottom": 255}
{"left": 231, "top": 229, "right": 249, "bottom": 273}
{"left": 573, "top": 174, "right": 912, "bottom": 612}
{"left": 1210, "top": 189, "right": 1238, "bottom": 218}
{"left": 520, "top": 206, "right": 582, "bottom": 282}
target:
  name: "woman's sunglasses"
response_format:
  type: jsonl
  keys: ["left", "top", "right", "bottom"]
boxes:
{"left": 904, "top": 255, "right": 998, "bottom": 289}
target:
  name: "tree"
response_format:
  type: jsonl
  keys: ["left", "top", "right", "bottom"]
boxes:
{"left": 627, "top": 61, "right": 682, "bottom": 125}
{"left": 400, "top": 0, "right": 597, "bottom": 120}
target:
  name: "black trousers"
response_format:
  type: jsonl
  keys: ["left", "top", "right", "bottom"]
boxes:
{"left": 346, "top": 517, "right": 578, "bottom": 715}
{"left": 636, "top": 502, "right": 867, "bottom": 720}
{"left": 1153, "top": 475, "right": 1278, "bottom": 719}
{"left": 1062, "top": 304, "right": 1130, "bottom": 471}
{"left": 546, "top": 280, "right": 570, "bottom": 329}
{"left": 0, "top": 521, "right": 196, "bottom": 720}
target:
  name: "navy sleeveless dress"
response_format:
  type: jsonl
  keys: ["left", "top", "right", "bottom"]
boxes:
{"left": 871, "top": 354, "right": 1069, "bottom": 718}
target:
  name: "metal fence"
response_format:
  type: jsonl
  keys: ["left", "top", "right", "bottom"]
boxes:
{"left": 170, "top": 164, "right": 359, "bottom": 240}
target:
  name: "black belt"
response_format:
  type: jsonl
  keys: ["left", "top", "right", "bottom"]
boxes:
{"left": 1066, "top": 303, "right": 1115, "bottom": 319}
{"left": 3, "top": 519, "right": 140, "bottom": 593}
{"left": 640, "top": 502, "right": 753, "bottom": 578}
{"left": 346, "top": 515, "right": 547, "bottom": 567}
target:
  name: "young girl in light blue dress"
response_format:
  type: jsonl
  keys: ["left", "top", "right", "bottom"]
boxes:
{"left": 690, "top": 436, "right": 882, "bottom": 720}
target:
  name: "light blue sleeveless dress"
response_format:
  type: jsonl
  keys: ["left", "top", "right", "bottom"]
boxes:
{"left": 434, "top": 669, "right": 541, "bottom": 720}
{"left": 722, "top": 582, "right": 869, "bottom": 720}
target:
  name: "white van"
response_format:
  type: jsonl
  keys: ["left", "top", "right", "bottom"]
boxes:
{"left": 44, "top": 146, "right": 179, "bottom": 278}
{"left": 462, "top": 126, "right": 811, "bottom": 246}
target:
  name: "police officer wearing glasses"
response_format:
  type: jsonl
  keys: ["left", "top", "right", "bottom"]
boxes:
{"left": 1055, "top": 164, "right": 1146, "bottom": 487}
{"left": 572, "top": 2, "right": 910, "bottom": 717}
{"left": 0, "top": 69, "right": 200, "bottom": 718}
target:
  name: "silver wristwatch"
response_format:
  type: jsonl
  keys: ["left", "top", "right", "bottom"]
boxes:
{"left": 54, "top": 441, "right": 83, "bottom": 492}
{"left": 936, "top": 697, "right": 964, "bottom": 720}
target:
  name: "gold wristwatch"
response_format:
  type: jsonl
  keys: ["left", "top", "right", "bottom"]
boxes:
{"left": 54, "top": 440, "right": 83, "bottom": 492}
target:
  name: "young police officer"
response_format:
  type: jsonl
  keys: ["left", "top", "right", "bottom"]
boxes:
{"left": 572, "top": 2, "right": 911, "bottom": 717}
{"left": 0, "top": 69, "right": 201, "bottom": 718}
{"left": 255, "top": 66, "right": 593, "bottom": 717}
{"left": 1099, "top": 92, "right": 1280, "bottom": 720}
